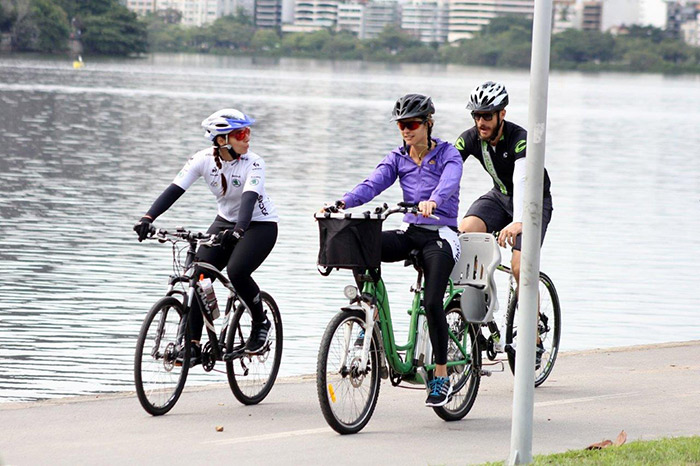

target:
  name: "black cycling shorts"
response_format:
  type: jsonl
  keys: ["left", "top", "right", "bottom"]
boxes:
{"left": 465, "top": 188, "right": 553, "bottom": 251}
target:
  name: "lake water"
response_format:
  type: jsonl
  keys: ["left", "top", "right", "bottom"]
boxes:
{"left": 1, "top": 54, "right": 699, "bottom": 402}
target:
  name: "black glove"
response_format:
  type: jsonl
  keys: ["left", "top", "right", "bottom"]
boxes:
{"left": 216, "top": 228, "right": 244, "bottom": 248}
{"left": 324, "top": 200, "right": 345, "bottom": 213}
{"left": 133, "top": 216, "right": 154, "bottom": 242}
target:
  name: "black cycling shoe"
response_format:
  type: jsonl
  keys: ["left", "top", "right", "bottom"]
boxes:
{"left": 245, "top": 319, "right": 271, "bottom": 353}
{"left": 175, "top": 342, "right": 202, "bottom": 367}
{"left": 535, "top": 341, "right": 545, "bottom": 370}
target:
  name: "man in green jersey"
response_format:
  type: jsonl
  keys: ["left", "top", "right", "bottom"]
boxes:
{"left": 454, "top": 81, "right": 553, "bottom": 286}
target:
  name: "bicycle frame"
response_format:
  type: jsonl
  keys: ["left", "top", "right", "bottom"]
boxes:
{"left": 160, "top": 235, "right": 250, "bottom": 364}
{"left": 355, "top": 270, "right": 471, "bottom": 380}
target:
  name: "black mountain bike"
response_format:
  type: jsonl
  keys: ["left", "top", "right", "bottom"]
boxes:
{"left": 134, "top": 227, "right": 282, "bottom": 415}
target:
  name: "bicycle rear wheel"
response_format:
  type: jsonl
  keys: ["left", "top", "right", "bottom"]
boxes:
{"left": 225, "top": 291, "right": 282, "bottom": 405}
{"left": 317, "top": 309, "right": 381, "bottom": 435}
{"left": 505, "top": 272, "right": 561, "bottom": 387}
{"left": 433, "top": 306, "right": 481, "bottom": 421}
{"left": 134, "top": 296, "right": 190, "bottom": 415}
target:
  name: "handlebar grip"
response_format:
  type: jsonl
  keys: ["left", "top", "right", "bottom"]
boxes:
{"left": 397, "top": 202, "right": 419, "bottom": 208}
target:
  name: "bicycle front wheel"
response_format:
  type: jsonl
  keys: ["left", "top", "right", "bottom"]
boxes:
{"left": 134, "top": 296, "right": 190, "bottom": 416}
{"left": 225, "top": 291, "right": 283, "bottom": 405}
{"left": 505, "top": 272, "right": 561, "bottom": 387}
{"left": 317, "top": 309, "right": 381, "bottom": 435}
{"left": 433, "top": 306, "right": 481, "bottom": 421}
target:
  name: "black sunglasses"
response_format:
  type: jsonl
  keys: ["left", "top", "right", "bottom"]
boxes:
{"left": 471, "top": 112, "right": 495, "bottom": 122}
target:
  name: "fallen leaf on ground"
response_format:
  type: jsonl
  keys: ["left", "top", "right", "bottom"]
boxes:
{"left": 586, "top": 430, "right": 627, "bottom": 450}
{"left": 614, "top": 430, "right": 627, "bottom": 446}
{"left": 587, "top": 440, "right": 613, "bottom": 450}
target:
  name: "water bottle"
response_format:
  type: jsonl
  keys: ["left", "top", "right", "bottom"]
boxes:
{"left": 415, "top": 314, "right": 432, "bottom": 366}
{"left": 197, "top": 276, "right": 220, "bottom": 320}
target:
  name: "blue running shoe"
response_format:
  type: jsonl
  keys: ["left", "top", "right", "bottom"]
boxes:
{"left": 425, "top": 376, "right": 453, "bottom": 407}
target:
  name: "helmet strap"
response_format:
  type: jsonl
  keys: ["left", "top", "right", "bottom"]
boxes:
{"left": 215, "top": 135, "right": 240, "bottom": 161}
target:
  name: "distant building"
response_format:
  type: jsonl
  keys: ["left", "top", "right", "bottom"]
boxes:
{"left": 292, "top": 0, "right": 339, "bottom": 28}
{"left": 155, "top": 0, "right": 217, "bottom": 25}
{"left": 256, "top": 0, "right": 284, "bottom": 29}
{"left": 124, "top": 0, "right": 253, "bottom": 25}
{"left": 600, "top": 0, "right": 667, "bottom": 30}
{"left": 667, "top": 0, "right": 700, "bottom": 40}
{"left": 401, "top": 0, "right": 449, "bottom": 43}
{"left": 337, "top": 2, "right": 365, "bottom": 35}
{"left": 361, "top": 0, "right": 400, "bottom": 39}
{"left": 681, "top": 17, "right": 700, "bottom": 44}
{"left": 580, "top": 0, "right": 603, "bottom": 30}
{"left": 447, "top": 0, "right": 535, "bottom": 42}
{"left": 124, "top": 0, "right": 157, "bottom": 16}
{"left": 553, "top": 0, "right": 577, "bottom": 33}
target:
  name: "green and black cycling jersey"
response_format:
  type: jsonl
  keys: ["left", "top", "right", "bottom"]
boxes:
{"left": 455, "top": 120, "right": 551, "bottom": 197}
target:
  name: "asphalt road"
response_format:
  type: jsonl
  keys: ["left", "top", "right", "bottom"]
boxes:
{"left": 2, "top": 341, "right": 699, "bottom": 465}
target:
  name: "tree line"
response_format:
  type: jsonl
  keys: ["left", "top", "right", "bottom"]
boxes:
{"left": 148, "top": 13, "right": 700, "bottom": 73}
{"left": 2, "top": 1, "right": 699, "bottom": 74}
{"left": 0, "top": 0, "right": 147, "bottom": 55}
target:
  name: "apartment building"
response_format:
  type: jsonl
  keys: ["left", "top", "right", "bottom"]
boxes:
{"left": 256, "top": 0, "right": 283, "bottom": 28}
{"left": 447, "top": 0, "right": 535, "bottom": 42}
{"left": 124, "top": 0, "right": 157, "bottom": 16}
{"left": 361, "top": 0, "right": 400, "bottom": 39}
{"left": 401, "top": 0, "right": 449, "bottom": 43}
{"left": 337, "top": 2, "right": 365, "bottom": 35}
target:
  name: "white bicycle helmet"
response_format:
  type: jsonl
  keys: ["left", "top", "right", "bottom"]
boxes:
{"left": 466, "top": 81, "right": 509, "bottom": 112}
{"left": 201, "top": 108, "right": 255, "bottom": 141}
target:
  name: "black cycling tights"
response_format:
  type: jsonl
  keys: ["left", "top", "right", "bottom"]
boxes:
{"left": 381, "top": 226, "right": 455, "bottom": 365}
{"left": 189, "top": 219, "right": 278, "bottom": 341}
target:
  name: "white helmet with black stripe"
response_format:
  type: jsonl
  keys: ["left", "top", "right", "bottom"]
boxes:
{"left": 466, "top": 81, "right": 509, "bottom": 112}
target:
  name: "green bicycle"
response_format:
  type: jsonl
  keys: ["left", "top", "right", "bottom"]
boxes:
{"left": 315, "top": 203, "right": 482, "bottom": 435}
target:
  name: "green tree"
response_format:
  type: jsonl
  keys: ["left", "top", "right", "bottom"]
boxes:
{"left": 480, "top": 15, "right": 532, "bottom": 36}
{"left": 0, "top": 1, "right": 17, "bottom": 32}
{"left": 251, "top": 29, "right": 280, "bottom": 51}
{"left": 31, "top": 0, "right": 70, "bottom": 52}
{"left": 320, "top": 31, "right": 359, "bottom": 58}
{"left": 206, "top": 15, "right": 255, "bottom": 50}
{"left": 9, "top": 0, "right": 69, "bottom": 52}
{"left": 81, "top": 7, "right": 147, "bottom": 55}
{"left": 625, "top": 49, "right": 661, "bottom": 71}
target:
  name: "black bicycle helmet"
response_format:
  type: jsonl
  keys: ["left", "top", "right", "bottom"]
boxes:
{"left": 391, "top": 94, "right": 435, "bottom": 121}
{"left": 466, "top": 81, "right": 509, "bottom": 112}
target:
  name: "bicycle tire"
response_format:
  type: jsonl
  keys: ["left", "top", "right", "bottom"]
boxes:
{"left": 134, "top": 296, "right": 190, "bottom": 415}
{"left": 317, "top": 309, "right": 381, "bottom": 435}
{"left": 433, "top": 307, "right": 481, "bottom": 421}
{"left": 225, "top": 291, "right": 283, "bottom": 405}
{"left": 505, "top": 272, "right": 561, "bottom": 387}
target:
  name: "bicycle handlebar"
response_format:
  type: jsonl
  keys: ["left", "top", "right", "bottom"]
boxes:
{"left": 145, "top": 226, "right": 219, "bottom": 247}
{"left": 318, "top": 202, "right": 439, "bottom": 221}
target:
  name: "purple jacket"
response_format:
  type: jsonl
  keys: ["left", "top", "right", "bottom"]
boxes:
{"left": 342, "top": 139, "right": 462, "bottom": 227}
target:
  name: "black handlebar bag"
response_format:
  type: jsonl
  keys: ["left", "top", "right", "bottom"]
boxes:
{"left": 317, "top": 217, "right": 383, "bottom": 270}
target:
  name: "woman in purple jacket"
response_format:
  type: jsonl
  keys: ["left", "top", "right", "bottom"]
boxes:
{"left": 333, "top": 94, "right": 463, "bottom": 407}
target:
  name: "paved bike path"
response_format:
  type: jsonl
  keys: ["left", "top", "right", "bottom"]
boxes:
{"left": 2, "top": 341, "right": 699, "bottom": 466}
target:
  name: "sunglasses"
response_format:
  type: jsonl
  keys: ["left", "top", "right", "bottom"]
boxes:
{"left": 231, "top": 127, "right": 251, "bottom": 141}
{"left": 397, "top": 120, "right": 425, "bottom": 131}
{"left": 471, "top": 112, "right": 495, "bottom": 122}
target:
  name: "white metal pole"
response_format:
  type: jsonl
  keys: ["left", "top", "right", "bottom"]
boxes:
{"left": 507, "top": 0, "right": 553, "bottom": 462}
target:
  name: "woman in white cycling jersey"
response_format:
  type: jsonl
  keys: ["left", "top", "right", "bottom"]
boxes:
{"left": 133, "top": 108, "right": 279, "bottom": 363}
